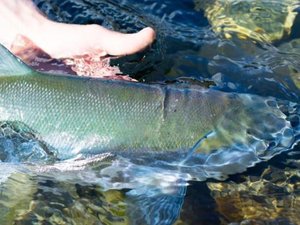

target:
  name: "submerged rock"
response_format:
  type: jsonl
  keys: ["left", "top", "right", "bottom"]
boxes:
{"left": 278, "top": 38, "right": 300, "bottom": 90}
{"left": 0, "top": 170, "right": 36, "bottom": 225}
{"left": 206, "top": 146, "right": 300, "bottom": 225}
{"left": 195, "top": 0, "right": 299, "bottom": 43}
{"left": 13, "top": 181, "right": 129, "bottom": 225}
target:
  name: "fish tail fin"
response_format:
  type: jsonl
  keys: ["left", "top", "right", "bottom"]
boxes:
{"left": 0, "top": 44, "right": 32, "bottom": 76}
{"left": 253, "top": 99, "right": 300, "bottom": 160}
{"left": 278, "top": 100, "right": 300, "bottom": 146}
{"left": 190, "top": 96, "right": 300, "bottom": 179}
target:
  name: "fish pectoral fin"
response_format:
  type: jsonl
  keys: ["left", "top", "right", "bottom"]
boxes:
{"left": 0, "top": 44, "right": 32, "bottom": 76}
{"left": 179, "top": 131, "right": 215, "bottom": 166}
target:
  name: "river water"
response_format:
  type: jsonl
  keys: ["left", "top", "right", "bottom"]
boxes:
{"left": 1, "top": 0, "right": 300, "bottom": 224}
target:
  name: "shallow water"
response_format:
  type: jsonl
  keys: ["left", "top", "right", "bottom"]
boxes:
{"left": 1, "top": 0, "right": 300, "bottom": 224}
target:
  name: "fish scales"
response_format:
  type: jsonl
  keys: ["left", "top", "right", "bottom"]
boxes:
{"left": 0, "top": 73, "right": 228, "bottom": 156}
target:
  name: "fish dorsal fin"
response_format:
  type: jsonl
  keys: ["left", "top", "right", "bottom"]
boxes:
{"left": 0, "top": 44, "right": 32, "bottom": 76}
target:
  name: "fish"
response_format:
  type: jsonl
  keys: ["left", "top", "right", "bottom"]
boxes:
{"left": 0, "top": 44, "right": 299, "bottom": 165}
{"left": 0, "top": 45, "right": 299, "bottom": 225}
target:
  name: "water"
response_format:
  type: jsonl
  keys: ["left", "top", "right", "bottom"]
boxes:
{"left": 1, "top": 0, "right": 300, "bottom": 224}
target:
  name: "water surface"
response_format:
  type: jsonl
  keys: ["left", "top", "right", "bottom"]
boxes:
{"left": 2, "top": 0, "right": 300, "bottom": 224}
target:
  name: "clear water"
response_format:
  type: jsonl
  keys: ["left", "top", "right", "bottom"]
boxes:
{"left": 1, "top": 0, "right": 300, "bottom": 224}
